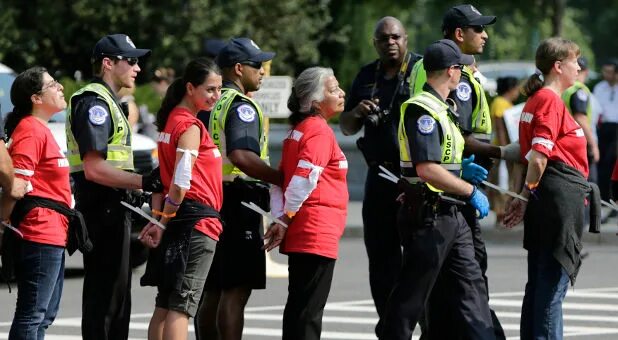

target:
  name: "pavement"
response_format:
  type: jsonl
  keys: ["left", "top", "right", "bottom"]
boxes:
{"left": 343, "top": 200, "right": 618, "bottom": 246}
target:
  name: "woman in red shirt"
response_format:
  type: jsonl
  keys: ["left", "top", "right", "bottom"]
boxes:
{"left": 266, "top": 67, "right": 348, "bottom": 340}
{"left": 504, "top": 38, "right": 591, "bottom": 339}
{"left": 138, "top": 58, "right": 223, "bottom": 340}
{"left": 2, "top": 67, "right": 71, "bottom": 339}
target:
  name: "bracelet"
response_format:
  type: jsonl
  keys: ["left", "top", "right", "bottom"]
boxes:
{"left": 285, "top": 211, "right": 296, "bottom": 219}
{"left": 152, "top": 209, "right": 176, "bottom": 218}
{"left": 468, "top": 186, "right": 477, "bottom": 199}
{"left": 525, "top": 182, "right": 539, "bottom": 191}
{"left": 165, "top": 196, "right": 181, "bottom": 207}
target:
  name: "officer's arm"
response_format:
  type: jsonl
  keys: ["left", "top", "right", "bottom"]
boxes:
{"left": 228, "top": 149, "right": 282, "bottom": 186}
{"left": 82, "top": 151, "right": 142, "bottom": 189}
{"left": 573, "top": 113, "right": 599, "bottom": 159}
{"left": 416, "top": 162, "right": 474, "bottom": 197}
{"left": 463, "top": 135, "right": 501, "bottom": 159}
{"left": 339, "top": 75, "right": 375, "bottom": 136}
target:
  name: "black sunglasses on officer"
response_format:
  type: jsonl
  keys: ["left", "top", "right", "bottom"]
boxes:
{"left": 102, "top": 55, "right": 139, "bottom": 66}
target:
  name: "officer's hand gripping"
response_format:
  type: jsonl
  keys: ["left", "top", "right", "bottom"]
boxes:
{"left": 461, "top": 155, "right": 488, "bottom": 185}
{"left": 142, "top": 167, "right": 163, "bottom": 193}
{"left": 469, "top": 186, "right": 489, "bottom": 219}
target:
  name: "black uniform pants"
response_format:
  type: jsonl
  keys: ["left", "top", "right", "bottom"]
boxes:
{"left": 380, "top": 204, "right": 495, "bottom": 340}
{"left": 282, "top": 253, "right": 336, "bottom": 340}
{"left": 597, "top": 122, "right": 618, "bottom": 200}
{"left": 362, "top": 166, "right": 402, "bottom": 336}
{"left": 78, "top": 197, "right": 132, "bottom": 340}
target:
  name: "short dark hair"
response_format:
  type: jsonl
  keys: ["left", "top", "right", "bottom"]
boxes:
{"left": 5, "top": 67, "right": 47, "bottom": 138}
{"left": 92, "top": 57, "right": 119, "bottom": 77}
{"left": 496, "top": 76, "right": 519, "bottom": 96}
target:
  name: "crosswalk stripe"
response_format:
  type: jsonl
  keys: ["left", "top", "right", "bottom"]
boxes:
{"left": 245, "top": 313, "right": 377, "bottom": 324}
{"left": 496, "top": 311, "right": 618, "bottom": 323}
{"left": 490, "top": 298, "right": 618, "bottom": 312}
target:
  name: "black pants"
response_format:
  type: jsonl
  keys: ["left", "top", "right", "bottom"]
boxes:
{"left": 597, "top": 122, "right": 618, "bottom": 200}
{"left": 381, "top": 204, "right": 495, "bottom": 340}
{"left": 362, "top": 166, "right": 402, "bottom": 336}
{"left": 282, "top": 253, "right": 336, "bottom": 340}
{"left": 78, "top": 197, "right": 132, "bottom": 340}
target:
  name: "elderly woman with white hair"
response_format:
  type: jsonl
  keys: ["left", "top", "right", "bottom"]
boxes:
{"left": 265, "top": 66, "right": 348, "bottom": 340}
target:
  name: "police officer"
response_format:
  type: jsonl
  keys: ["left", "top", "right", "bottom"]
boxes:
{"left": 339, "top": 17, "right": 421, "bottom": 335}
{"left": 66, "top": 34, "right": 161, "bottom": 340}
{"left": 381, "top": 39, "right": 494, "bottom": 340}
{"left": 409, "top": 5, "right": 506, "bottom": 338}
{"left": 197, "top": 38, "right": 281, "bottom": 340}
{"left": 563, "top": 57, "right": 599, "bottom": 183}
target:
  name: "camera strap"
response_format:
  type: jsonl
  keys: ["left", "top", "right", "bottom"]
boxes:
{"left": 371, "top": 52, "right": 414, "bottom": 114}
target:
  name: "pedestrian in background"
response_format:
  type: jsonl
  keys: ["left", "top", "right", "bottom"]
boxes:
{"left": 505, "top": 37, "right": 597, "bottom": 340}
{"left": 3, "top": 67, "right": 71, "bottom": 340}
{"left": 268, "top": 67, "right": 348, "bottom": 340}
{"left": 139, "top": 58, "right": 223, "bottom": 340}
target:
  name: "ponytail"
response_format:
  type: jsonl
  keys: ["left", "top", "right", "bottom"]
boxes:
{"left": 5, "top": 66, "right": 46, "bottom": 138}
{"left": 522, "top": 73, "right": 544, "bottom": 97}
{"left": 156, "top": 78, "right": 185, "bottom": 130}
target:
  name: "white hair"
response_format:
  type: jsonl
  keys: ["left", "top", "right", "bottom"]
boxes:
{"left": 294, "top": 67, "right": 334, "bottom": 113}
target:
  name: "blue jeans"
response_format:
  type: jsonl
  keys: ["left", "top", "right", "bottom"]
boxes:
{"left": 9, "top": 240, "right": 65, "bottom": 340}
{"left": 520, "top": 249, "right": 570, "bottom": 340}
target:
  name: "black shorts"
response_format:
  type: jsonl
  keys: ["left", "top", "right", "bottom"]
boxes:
{"left": 205, "top": 181, "right": 267, "bottom": 290}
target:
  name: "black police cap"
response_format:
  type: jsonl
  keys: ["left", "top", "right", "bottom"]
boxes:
{"left": 424, "top": 39, "right": 474, "bottom": 72}
{"left": 92, "top": 34, "right": 151, "bottom": 62}
{"left": 216, "top": 38, "right": 276, "bottom": 68}
{"left": 442, "top": 4, "right": 497, "bottom": 31}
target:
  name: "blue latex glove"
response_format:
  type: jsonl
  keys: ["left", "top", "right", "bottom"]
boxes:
{"left": 461, "top": 155, "right": 488, "bottom": 185}
{"left": 469, "top": 186, "right": 490, "bottom": 219}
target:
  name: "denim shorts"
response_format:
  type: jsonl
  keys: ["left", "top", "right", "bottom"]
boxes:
{"left": 155, "top": 229, "right": 217, "bottom": 317}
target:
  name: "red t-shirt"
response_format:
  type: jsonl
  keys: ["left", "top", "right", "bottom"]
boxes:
{"left": 158, "top": 107, "right": 223, "bottom": 240}
{"left": 279, "top": 116, "right": 348, "bottom": 259}
{"left": 519, "top": 88, "right": 589, "bottom": 178}
{"left": 9, "top": 116, "right": 71, "bottom": 246}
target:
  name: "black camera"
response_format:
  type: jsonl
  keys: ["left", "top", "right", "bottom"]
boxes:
{"left": 365, "top": 106, "right": 390, "bottom": 127}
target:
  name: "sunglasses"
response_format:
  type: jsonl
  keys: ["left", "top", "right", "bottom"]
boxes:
{"left": 104, "top": 55, "right": 139, "bottom": 66}
{"left": 241, "top": 61, "right": 263, "bottom": 69}
{"left": 373, "top": 34, "right": 404, "bottom": 44}
{"left": 450, "top": 64, "right": 465, "bottom": 70}
{"left": 465, "top": 25, "right": 486, "bottom": 33}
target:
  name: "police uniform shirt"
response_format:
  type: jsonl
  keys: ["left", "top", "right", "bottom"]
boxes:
{"left": 222, "top": 81, "right": 261, "bottom": 156}
{"left": 70, "top": 78, "right": 121, "bottom": 160}
{"left": 404, "top": 84, "right": 445, "bottom": 165}
{"left": 449, "top": 72, "right": 476, "bottom": 134}
{"left": 568, "top": 88, "right": 589, "bottom": 116}
{"left": 345, "top": 55, "right": 421, "bottom": 164}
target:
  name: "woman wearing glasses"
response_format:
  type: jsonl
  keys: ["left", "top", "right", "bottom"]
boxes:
{"left": 2, "top": 66, "right": 70, "bottom": 339}
{"left": 504, "top": 38, "right": 594, "bottom": 339}
{"left": 266, "top": 67, "right": 348, "bottom": 340}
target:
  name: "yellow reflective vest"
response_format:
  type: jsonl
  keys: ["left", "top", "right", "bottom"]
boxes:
{"left": 398, "top": 91, "right": 465, "bottom": 192}
{"left": 209, "top": 88, "right": 269, "bottom": 181}
{"left": 66, "top": 83, "right": 133, "bottom": 173}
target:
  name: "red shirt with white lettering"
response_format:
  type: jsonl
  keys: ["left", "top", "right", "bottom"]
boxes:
{"left": 9, "top": 115, "right": 71, "bottom": 246}
{"left": 158, "top": 107, "right": 223, "bottom": 240}
{"left": 279, "top": 116, "right": 348, "bottom": 259}
{"left": 519, "top": 88, "right": 588, "bottom": 177}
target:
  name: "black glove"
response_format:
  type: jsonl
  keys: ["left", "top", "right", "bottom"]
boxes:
{"left": 142, "top": 167, "right": 163, "bottom": 193}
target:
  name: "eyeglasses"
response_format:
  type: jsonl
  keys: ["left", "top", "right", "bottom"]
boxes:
{"left": 104, "top": 55, "right": 139, "bottom": 66}
{"left": 465, "top": 25, "right": 486, "bottom": 33}
{"left": 241, "top": 61, "right": 263, "bottom": 69}
{"left": 373, "top": 34, "right": 404, "bottom": 44}
{"left": 38, "top": 79, "right": 61, "bottom": 93}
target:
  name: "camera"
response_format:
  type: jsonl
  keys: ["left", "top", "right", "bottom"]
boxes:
{"left": 365, "top": 106, "right": 390, "bottom": 127}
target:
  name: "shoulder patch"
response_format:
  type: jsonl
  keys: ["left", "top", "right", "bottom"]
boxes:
{"left": 456, "top": 82, "right": 472, "bottom": 101}
{"left": 236, "top": 104, "right": 257, "bottom": 123}
{"left": 88, "top": 105, "right": 108, "bottom": 126}
{"left": 417, "top": 115, "right": 436, "bottom": 135}
{"left": 576, "top": 89, "right": 588, "bottom": 101}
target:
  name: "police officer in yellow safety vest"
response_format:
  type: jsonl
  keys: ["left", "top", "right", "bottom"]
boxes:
{"left": 409, "top": 5, "right": 507, "bottom": 338}
{"left": 66, "top": 34, "right": 162, "bottom": 340}
{"left": 380, "top": 39, "right": 494, "bottom": 340}
{"left": 563, "top": 56, "right": 599, "bottom": 183}
{"left": 196, "top": 38, "right": 282, "bottom": 340}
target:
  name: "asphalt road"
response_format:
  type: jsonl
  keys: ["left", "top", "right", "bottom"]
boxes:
{"left": 2, "top": 238, "right": 618, "bottom": 339}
